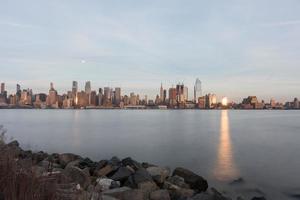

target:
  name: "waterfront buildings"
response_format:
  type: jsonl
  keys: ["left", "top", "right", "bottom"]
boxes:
{"left": 0, "top": 80, "right": 299, "bottom": 110}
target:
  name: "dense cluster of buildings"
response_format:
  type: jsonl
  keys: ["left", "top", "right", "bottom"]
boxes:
{"left": 0, "top": 79, "right": 299, "bottom": 110}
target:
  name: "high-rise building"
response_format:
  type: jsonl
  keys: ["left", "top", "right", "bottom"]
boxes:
{"left": 160, "top": 83, "right": 164, "bottom": 102}
{"left": 1, "top": 83, "right": 5, "bottom": 94}
{"left": 48, "top": 82, "right": 58, "bottom": 106}
{"left": 176, "top": 84, "right": 185, "bottom": 103}
{"left": 98, "top": 88, "right": 103, "bottom": 106}
{"left": 194, "top": 78, "right": 202, "bottom": 102}
{"left": 115, "top": 87, "right": 121, "bottom": 106}
{"left": 72, "top": 81, "right": 78, "bottom": 95}
{"left": 183, "top": 86, "right": 188, "bottom": 101}
{"left": 169, "top": 87, "right": 177, "bottom": 107}
{"left": 294, "top": 98, "right": 299, "bottom": 109}
{"left": 85, "top": 81, "right": 91, "bottom": 94}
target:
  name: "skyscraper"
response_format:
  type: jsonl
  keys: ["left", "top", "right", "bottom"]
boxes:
{"left": 115, "top": 87, "right": 121, "bottom": 106}
{"left": 85, "top": 81, "right": 91, "bottom": 94}
{"left": 160, "top": 83, "right": 164, "bottom": 102}
{"left": 194, "top": 78, "right": 202, "bottom": 102}
{"left": 72, "top": 81, "right": 78, "bottom": 94}
{"left": 183, "top": 86, "right": 188, "bottom": 101}
{"left": 1, "top": 83, "right": 5, "bottom": 94}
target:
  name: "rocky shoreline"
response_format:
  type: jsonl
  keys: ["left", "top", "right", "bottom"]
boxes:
{"left": 0, "top": 140, "right": 266, "bottom": 200}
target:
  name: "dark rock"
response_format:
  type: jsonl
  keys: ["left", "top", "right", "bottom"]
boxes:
{"left": 150, "top": 189, "right": 171, "bottom": 200}
{"left": 59, "top": 153, "right": 81, "bottom": 168}
{"left": 19, "top": 150, "right": 32, "bottom": 159}
{"left": 138, "top": 181, "right": 158, "bottom": 198}
{"left": 32, "top": 151, "right": 48, "bottom": 164}
{"left": 133, "top": 168, "right": 153, "bottom": 185}
{"left": 63, "top": 166, "right": 91, "bottom": 189}
{"left": 97, "top": 159, "right": 108, "bottom": 168}
{"left": 109, "top": 156, "right": 121, "bottom": 168}
{"left": 110, "top": 166, "right": 134, "bottom": 181}
{"left": 78, "top": 157, "right": 97, "bottom": 174}
{"left": 147, "top": 166, "right": 170, "bottom": 184}
{"left": 173, "top": 167, "right": 208, "bottom": 192}
{"left": 170, "top": 187, "right": 195, "bottom": 200}
{"left": 122, "top": 157, "right": 143, "bottom": 170}
{"left": 0, "top": 192, "right": 4, "bottom": 200}
{"left": 190, "top": 188, "right": 231, "bottom": 200}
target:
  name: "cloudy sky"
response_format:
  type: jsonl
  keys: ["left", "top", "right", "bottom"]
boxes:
{"left": 1, "top": 0, "right": 300, "bottom": 101}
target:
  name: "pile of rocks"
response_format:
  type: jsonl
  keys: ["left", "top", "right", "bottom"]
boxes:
{"left": 0, "top": 140, "right": 266, "bottom": 200}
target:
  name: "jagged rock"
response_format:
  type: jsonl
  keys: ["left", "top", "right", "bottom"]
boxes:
{"left": 32, "top": 151, "right": 48, "bottom": 164}
{"left": 63, "top": 166, "right": 91, "bottom": 189}
{"left": 147, "top": 166, "right": 170, "bottom": 184}
{"left": 122, "top": 157, "right": 143, "bottom": 170}
{"left": 142, "top": 162, "right": 157, "bottom": 168}
{"left": 94, "top": 164, "right": 114, "bottom": 177}
{"left": 150, "top": 189, "right": 171, "bottom": 200}
{"left": 59, "top": 153, "right": 81, "bottom": 168}
{"left": 173, "top": 167, "right": 208, "bottom": 192}
{"left": 166, "top": 175, "right": 190, "bottom": 188}
{"left": 170, "top": 187, "right": 195, "bottom": 200}
{"left": 108, "top": 156, "right": 121, "bottom": 168}
{"left": 38, "top": 160, "right": 61, "bottom": 170}
{"left": 133, "top": 168, "right": 153, "bottom": 184}
{"left": 110, "top": 166, "right": 134, "bottom": 181}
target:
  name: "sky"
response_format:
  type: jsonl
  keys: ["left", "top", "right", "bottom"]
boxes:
{"left": 1, "top": 0, "right": 300, "bottom": 102}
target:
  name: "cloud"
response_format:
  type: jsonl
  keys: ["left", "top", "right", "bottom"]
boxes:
{"left": 0, "top": 20, "right": 38, "bottom": 29}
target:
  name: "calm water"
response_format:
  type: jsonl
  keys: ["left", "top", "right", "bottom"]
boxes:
{"left": 1, "top": 109, "right": 300, "bottom": 199}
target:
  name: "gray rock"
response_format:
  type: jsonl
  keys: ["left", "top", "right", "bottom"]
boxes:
{"left": 96, "top": 178, "right": 115, "bottom": 191}
{"left": 122, "top": 157, "right": 143, "bottom": 170}
{"left": 150, "top": 189, "right": 171, "bottom": 200}
{"left": 147, "top": 166, "right": 170, "bottom": 184}
{"left": 190, "top": 188, "right": 232, "bottom": 200}
{"left": 173, "top": 167, "right": 208, "bottom": 192}
{"left": 59, "top": 153, "right": 81, "bottom": 168}
{"left": 63, "top": 166, "right": 91, "bottom": 189}
{"left": 133, "top": 168, "right": 153, "bottom": 184}
{"left": 138, "top": 181, "right": 158, "bottom": 199}
{"left": 110, "top": 166, "right": 134, "bottom": 181}
{"left": 166, "top": 175, "right": 190, "bottom": 188}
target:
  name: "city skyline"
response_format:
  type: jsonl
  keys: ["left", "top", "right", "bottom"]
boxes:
{"left": 1, "top": 1, "right": 300, "bottom": 101}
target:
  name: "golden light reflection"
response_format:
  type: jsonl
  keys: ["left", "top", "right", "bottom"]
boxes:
{"left": 213, "top": 110, "right": 239, "bottom": 181}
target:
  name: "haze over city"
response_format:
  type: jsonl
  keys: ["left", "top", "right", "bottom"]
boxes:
{"left": 1, "top": 0, "right": 300, "bottom": 101}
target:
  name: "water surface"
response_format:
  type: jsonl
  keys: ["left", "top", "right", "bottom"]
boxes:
{"left": 1, "top": 109, "right": 299, "bottom": 199}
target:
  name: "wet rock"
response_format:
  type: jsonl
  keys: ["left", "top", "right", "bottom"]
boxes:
{"left": 173, "top": 167, "right": 208, "bottom": 192}
{"left": 63, "top": 166, "right": 91, "bottom": 189}
{"left": 94, "top": 164, "right": 114, "bottom": 177}
{"left": 150, "top": 189, "right": 171, "bottom": 200}
{"left": 166, "top": 175, "right": 190, "bottom": 189}
{"left": 59, "top": 153, "right": 81, "bottom": 168}
{"left": 110, "top": 166, "right": 134, "bottom": 181}
{"left": 147, "top": 166, "right": 170, "bottom": 184}
{"left": 122, "top": 157, "right": 143, "bottom": 170}
{"left": 170, "top": 187, "right": 195, "bottom": 200}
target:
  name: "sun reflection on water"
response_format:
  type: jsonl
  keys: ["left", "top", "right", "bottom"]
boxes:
{"left": 213, "top": 110, "right": 239, "bottom": 181}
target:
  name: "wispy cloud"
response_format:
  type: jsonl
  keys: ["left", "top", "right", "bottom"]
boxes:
{"left": 0, "top": 20, "right": 38, "bottom": 29}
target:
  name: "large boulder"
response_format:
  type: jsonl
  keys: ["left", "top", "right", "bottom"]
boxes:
{"left": 63, "top": 166, "right": 91, "bottom": 189}
{"left": 122, "top": 157, "right": 143, "bottom": 170}
{"left": 150, "top": 189, "right": 171, "bottom": 200}
{"left": 94, "top": 164, "right": 114, "bottom": 177}
{"left": 59, "top": 153, "right": 81, "bottom": 168}
{"left": 173, "top": 167, "right": 208, "bottom": 192}
{"left": 190, "top": 188, "right": 231, "bottom": 200}
{"left": 110, "top": 166, "right": 134, "bottom": 181}
{"left": 166, "top": 175, "right": 190, "bottom": 188}
{"left": 96, "top": 178, "right": 120, "bottom": 191}
{"left": 146, "top": 166, "right": 170, "bottom": 184}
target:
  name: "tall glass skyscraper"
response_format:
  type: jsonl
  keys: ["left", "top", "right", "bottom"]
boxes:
{"left": 194, "top": 78, "right": 202, "bottom": 102}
